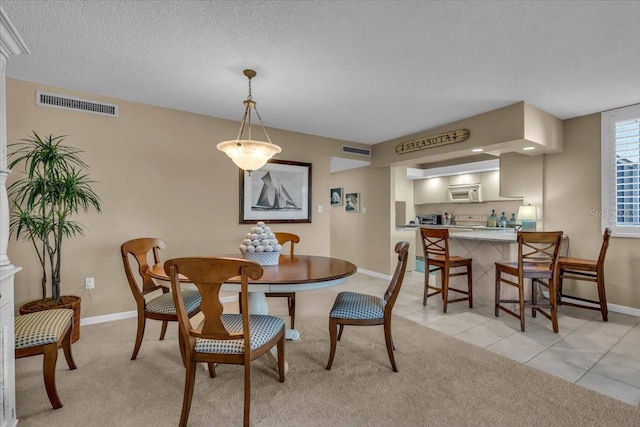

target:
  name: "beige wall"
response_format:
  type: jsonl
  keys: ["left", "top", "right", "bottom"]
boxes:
{"left": 6, "top": 78, "right": 357, "bottom": 317}
{"left": 329, "top": 166, "right": 393, "bottom": 274}
{"left": 545, "top": 113, "right": 640, "bottom": 309}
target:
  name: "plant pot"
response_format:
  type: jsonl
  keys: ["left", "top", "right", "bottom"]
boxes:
{"left": 19, "top": 295, "right": 82, "bottom": 343}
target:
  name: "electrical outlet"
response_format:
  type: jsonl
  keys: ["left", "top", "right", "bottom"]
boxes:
{"left": 85, "top": 277, "right": 95, "bottom": 289}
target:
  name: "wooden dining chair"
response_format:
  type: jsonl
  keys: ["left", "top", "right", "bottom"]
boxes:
{"left": 556, "top": 228, "right": 611, "bottom": 321}
{"left": 420, "top": 228, "right": 473, "bottom": 313}
{"left": 120, "top": 237, "right": 202, "bottom": 360}
{"left": 239, "top": 231, "right": 300, "bottom": 328}
{"left": 165, "top": 256, "right": 285, "bottom": 427}
{"left": 495, "top": 231, "right": 563, "bottom": 332}
{"left": 15, "top": 308, "right": 76, "bottom": 409}
{"left": 326, "top": 241, "right": 409, "bottom": 372}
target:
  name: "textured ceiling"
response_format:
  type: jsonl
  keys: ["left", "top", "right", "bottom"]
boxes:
{"left": 2, "top": 1, "right": 640, "bottom": 145}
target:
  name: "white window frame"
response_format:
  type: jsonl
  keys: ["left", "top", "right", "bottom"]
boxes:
{"left": 601, "top": 103, "right": 640, "bottom": 238}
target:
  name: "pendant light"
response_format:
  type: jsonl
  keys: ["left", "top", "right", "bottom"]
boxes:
{"left": 217, "top": 69, "right": 281, "bottom": 172}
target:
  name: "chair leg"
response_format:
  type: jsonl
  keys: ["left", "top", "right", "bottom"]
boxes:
{"left": 549, "top": 279, "right": 559, "bottom": 333}
{"left": 61, "top": 325, "right": 77, "bottom": 370}
{"left": 518, "top": 279, "right": 525, "bottom": 332}
{"left": 289, "top": 294, "right": 296, "bottom": 330}
{"left": 337, "top": 324, "right": 344, "bottom": 341}
{"left": 159, "top": 320, "right": 169, "bottom": 341}
{"left": 179, "top": 361, "right": 197, "bottom": 427}
{"left": 597, "top": 272, "right": 608, "bottom": 321}
{"left": 277, "top": 331, "right": 285, "bottom": 382}
{"left": 442, "top": 270, "right": 449, "bottom": 313}
{"left": 423, "top": 267, "right": 429, "bottom": 306}
{"left": 43, "top": 342, "right": 63, "bottom": 409}
{"left": 326, "top": 317, "right": 338, "bottom": 370}
{"left": 495, "top": 268, "right": 501, "bottom": 317}
{"left": 207, "top": 362, "right": 216, "bottom": 378}
{"left": 384, "top": 319, "right": 398, "bottom": 372}
{"left": 243, "top": 362, "right": 251, "bottom": 427}
{"left": 131, "top": 312, "right": 146, "bottom": 360}
{"left": 557, "top": 269, "right": 564, "bottom": 305}
{"left": 531, "top": 280, "right": 538, "bottom": 318}
{"left": 467, "top": 263, "right": 473, "bottom": 308}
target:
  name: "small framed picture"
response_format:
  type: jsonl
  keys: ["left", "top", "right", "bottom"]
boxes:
{"left": 330, "top": 188, "right": 343, "bottom": 206}
{"left": 345, "top": 193, "right": 360, "bottom": 212}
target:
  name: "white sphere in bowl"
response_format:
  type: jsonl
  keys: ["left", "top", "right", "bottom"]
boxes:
{"left": 269, "top": 239, "right": 278, "bottom": 246}
{"left": 275, "top": 244, "right": 282, "bottom": 251}
{"left": 257, "top": 221, "right": 266, "bottom": 228}
{"left": 246, "top": 245, "right": 255, "bottom": 252}
{"left": 259, "top": 233, "right": 269, "bottom": 240}
{"left": 268, "top": 233, "right": 276, "bottom": 239}
{"left": 264, "top": 226, "right": 272, "bottom": 234}
{"left": 255, "top": 245, "right": 265, "bottom": 252}
{"left": 243, "top": 238, "right": 252, "bottom": 245}
{"left": 250, "top": 233, "right": 259, "bottom": 240}
{"left": 261, "top": 240, "right": 271, "bottom": 247}
{"left": 264, "top": 245, "right": 274, "bottom": 252}
{"left": 252, "top": 239, "right": 261, "bottom": 246}
{"left": 239, "top": 244, "right": 246, "bottom": 252}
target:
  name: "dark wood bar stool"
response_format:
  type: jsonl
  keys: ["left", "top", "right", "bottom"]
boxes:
{"left": 420, "top": 228, "right": 473, "bottom": 313}
{"left": 557, "top": 228, "right": 611, "bottom": 321}
{"left": 495, "top": 231, "right": 563, "bottom": 332}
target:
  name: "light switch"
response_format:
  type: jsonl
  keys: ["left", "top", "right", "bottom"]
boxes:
{"left": 318, "top": 205, "right": 323, "bottom": 213}
{"left": 362, "top": 207, "right": 367, "bottom": 214}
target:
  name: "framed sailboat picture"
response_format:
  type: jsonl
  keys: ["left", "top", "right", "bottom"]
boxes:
{"left": 240, "top": 159, "right": 312, "bottom": 223}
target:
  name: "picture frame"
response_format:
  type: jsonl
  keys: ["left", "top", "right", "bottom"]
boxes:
{"left": 330, "top": 188, "right": 343, "bottom": 206}
{"left": 345, "top": 192, "right": 360, "bottom": 212}
{"left": 240, "top": 159, "right": 312, "bottom": 224}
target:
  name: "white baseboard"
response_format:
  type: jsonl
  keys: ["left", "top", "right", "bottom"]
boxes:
{"left": 356, "top": 268, "right": 392, "bottom": 281}
{"left": 79, "top": 295, "right": 237, "bottom": 326}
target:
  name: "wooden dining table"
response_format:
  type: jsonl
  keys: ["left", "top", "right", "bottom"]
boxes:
{"left": 149, "top": 253, "right": 357, "bottom": 373}
{"left": 149, "top": 254, "right": 357, "bottom": 341}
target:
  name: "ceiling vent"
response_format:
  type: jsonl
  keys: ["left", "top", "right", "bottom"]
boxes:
{"left": 342, "top": 145, "right": 371, "bottom": 157}
{"left": 36, "top": 90, "right": 118, "bottom": 117}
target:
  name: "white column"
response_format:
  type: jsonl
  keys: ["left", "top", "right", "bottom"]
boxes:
{"left": 0, "top": 7, "right": 29, "bottom": 427}
{"left": 0, "top": 8, "right": 29, "bottom": 269}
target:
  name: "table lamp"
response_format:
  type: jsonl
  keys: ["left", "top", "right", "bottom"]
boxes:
{"left": 517, "top": 204, "right": 537, "bottom": 231}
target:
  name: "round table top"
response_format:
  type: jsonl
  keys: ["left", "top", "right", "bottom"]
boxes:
{"left": 149, "top": 254, "right": 357, "bottom": 286}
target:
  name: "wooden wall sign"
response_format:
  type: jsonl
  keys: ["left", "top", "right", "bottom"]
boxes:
{"left": 395, "top": 129, "right": 470, "bottom": 154}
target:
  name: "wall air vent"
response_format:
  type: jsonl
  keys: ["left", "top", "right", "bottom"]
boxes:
{"left": 342, "top": 145, "right": 371, "bottom": 157}
{"left": 36, "top": 90, "right": 118, "bottom": 117}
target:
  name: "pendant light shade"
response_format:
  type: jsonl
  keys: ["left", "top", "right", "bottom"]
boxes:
{"left": 217, "top": 69, "right": 281, "bottom": 172}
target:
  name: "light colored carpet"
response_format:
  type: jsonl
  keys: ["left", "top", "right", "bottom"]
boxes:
{"left": 15, "top": 288, "right": 640, "bottom": 426}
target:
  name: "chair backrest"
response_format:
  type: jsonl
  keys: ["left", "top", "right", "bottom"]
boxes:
{"left": 420, "top": 227, "right": 451, "bottom": 263}
{"left": 517, "top": 231, "right": 563, "bottom": 275}
{"left": 597, "top": 228, "right": 612, "bottom": 268}
{"left": 274, "top": 232, "right": 300, "bottom": 257}
{"left": 164, "top": 257, "right": 263, "bottom": 361}
{"left": 120, "top": 238, "right": 166, "bottom": 302}
{"left": 383, "top": 241, "right": 410, "bottom": 315}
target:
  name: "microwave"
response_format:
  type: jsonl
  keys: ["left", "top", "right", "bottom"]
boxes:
{"left": 448, "top": 183, "right": 482, "bottom": 203}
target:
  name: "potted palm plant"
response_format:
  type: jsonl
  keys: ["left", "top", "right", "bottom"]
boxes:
{"left": 8, "top": 131, "right": 102, "bottom": 342}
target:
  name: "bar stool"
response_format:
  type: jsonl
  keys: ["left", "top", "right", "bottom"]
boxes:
{"left": 495, "top": 231, "right": 563, "bottom": 332}
{"left": 420, "top": 228, "right": 473, "bottom": 313}
{"left": 557, "top": 228, "right": 611, "bottom": 321}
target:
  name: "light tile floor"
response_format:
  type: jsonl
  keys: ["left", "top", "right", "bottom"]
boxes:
{"left": 333, "top": 271, "right": 640, "bottom": 407}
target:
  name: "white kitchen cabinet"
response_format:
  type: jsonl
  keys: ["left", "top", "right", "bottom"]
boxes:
{"left": 414, "top": 177, "right": 448, "bottom": 204}
{"left": 449, "top": 173, "right": 481, "bottom": 186}
{"left": 480, "top": 170, "right": 500, "bottom": 201}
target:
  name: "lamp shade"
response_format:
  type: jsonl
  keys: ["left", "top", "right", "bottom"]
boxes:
{"left": 217, "top": 139, "right": 282, "bottom": 172}
{"left": 517, "top": 205, "right": 537, "bottom": 231}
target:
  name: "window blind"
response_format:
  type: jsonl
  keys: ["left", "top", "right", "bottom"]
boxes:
{"left": 615, "top": 117, "right": 640, "bottom": 226}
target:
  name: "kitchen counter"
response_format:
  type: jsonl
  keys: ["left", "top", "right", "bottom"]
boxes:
{"left": 397, "top": 225, "right": 517, "bottom": 242}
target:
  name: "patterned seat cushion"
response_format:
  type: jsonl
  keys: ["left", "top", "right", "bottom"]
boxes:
{"left": 15, "top": 309, "right": 73, "bottom": 350}
{"left": 194, "top": 314, "right": 284, "bottom": 355}
{"left": 329, "top": 291, "right": 385, "bottom": 320}
{"left": 146, "top": 290, "right": 201, "bottom": 315}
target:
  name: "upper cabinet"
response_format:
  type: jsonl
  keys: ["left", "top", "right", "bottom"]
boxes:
{"left": 414, "top": 176, "right": 449, "bottom": 204}
{"left": 414, "top": 170, "right": 522, "bottom": 204}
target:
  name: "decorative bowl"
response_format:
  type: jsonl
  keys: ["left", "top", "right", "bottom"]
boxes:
{"left": 241, "top": 250, "right": 281, "bottom": 266}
